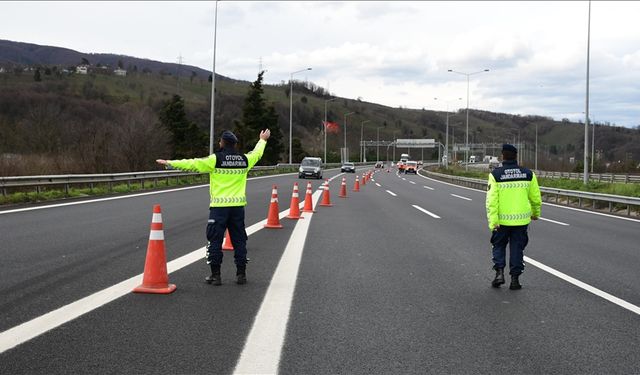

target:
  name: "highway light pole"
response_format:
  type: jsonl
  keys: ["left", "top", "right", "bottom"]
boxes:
{"left": 209, "top": 0, "right": 219, "bottom": 154}
{"left": 360, "top": 120, "right": 370, "bottom": 163}
{"left": 434, "top": 97, "right": 462, "bottom": 169}
{"left": 289, "top": 67, "right": 312, "bottom": 164}
{"left": 343, "top": 111, "right": 355, "bottom": 163}
{"left": 448, "top": 68, "right": 489, "bottom": 171}
{"left": 377, "top": 127, "right": 382, "bottom": 163}
{"left": 324, "top": 97, "right": 337, "bottom": 164}
{"left": 583, "top": 0, "right": 591, "bottom": 184}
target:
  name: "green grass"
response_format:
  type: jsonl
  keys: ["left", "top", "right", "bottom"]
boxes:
{"left": 0, "top": 168, "right": 299, "bottom": 206}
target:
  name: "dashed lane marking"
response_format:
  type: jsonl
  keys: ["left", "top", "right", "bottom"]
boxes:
{"left": 386, "top": 190, "right": 397, "bottom": 197}
{"left": 409, "top": 181, "right": 416, "bottom": 184}
{"left": 451, "top": 193, "right": 472, "bottom": 201}
{"left": 423, "top": 186, "right": 434, "bottom": 190}
{"left": 375, "top": 183, "right": 381, "bottom": 187}
{"left": 412, "top": 204, "right": 441, "bottom": 219}
{"left": 539, "top": 217, "right": 570, "bottom": 226}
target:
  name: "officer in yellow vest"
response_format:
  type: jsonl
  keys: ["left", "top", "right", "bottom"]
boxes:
{"left": 156, "top": 129, "right": 270, "bottom": 285}
{"left": 486, "top": 144, "right": 541, "bottom": 289}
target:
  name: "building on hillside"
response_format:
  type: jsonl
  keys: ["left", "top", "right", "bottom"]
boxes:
{"left": 76, "top": 66, "right": 88, "bottom": 75}
{"left": 114, "top": 68, "right": 127, "bottom": 77}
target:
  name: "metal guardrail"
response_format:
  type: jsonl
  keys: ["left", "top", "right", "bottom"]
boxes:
{"left": 534, "top": 170, "right": 640, "bottom": 184}
{"left": 419, "top": 169, "right": 640, "bottom": 217}
{"left": 0, "top": 162, "right": 376, "bottom": 197}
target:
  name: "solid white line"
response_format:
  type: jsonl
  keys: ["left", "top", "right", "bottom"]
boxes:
{"left": 375, "top": 183, "right": 381, "bottom": 187}
{"left": 0, "top": 172, "right": 299, "bottom": 215}
{"left": 451, "top": 193, "right": 472, "bottom": 201}
{"left": 386, "top": 190, "right": 397, "bottom": 197}
{"left": 524, "top": 256, "right": 640, "bottom": 316}
{"left": 412, "top": 204, "right": 441, "bottom": 219}
{"left": 423, "top": 186, "right": 434, "bottom": 190}
{"left": 233, "top": 191, "right": 321, "bottom": 375}
{"left": 409, "top": 181, "right": 416, "bottom": 184}
{"left": 417, "top": 172, "right": 640, "bottom": 223}
{"left": 0, "top": 173, "right": 344, "bottom": 354}
{"left": 539, "top": 217, "right": 570, "bottom": 226}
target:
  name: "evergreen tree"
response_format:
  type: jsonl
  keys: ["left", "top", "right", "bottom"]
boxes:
{"left": 291, "top": 138, "right": 308, "bottom": 162}
{"left": 159, "top": 95, "right": 207, "bottom": 158}
{"left": 234, "top": 71, "right": 284, "bottom": 164}
{"left": 33, "top": 68, "right": 42, "bottom": 82}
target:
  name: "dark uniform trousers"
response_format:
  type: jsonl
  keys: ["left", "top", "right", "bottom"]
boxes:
{"left": 490, "top": 224, "right": 529, "bottom": 275}
{"left": 206, "top": 207, "right": 248, "bottom": 267}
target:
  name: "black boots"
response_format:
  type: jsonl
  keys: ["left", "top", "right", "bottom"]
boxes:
{"left": 236, "top": 265, "right": 247, "bottom": 285}
{"left": 205, "top": 265, "right": 222, "bottom": 286}
{"left": 491, "top": 268, "right": 505, "bottom": 288}
{"left": 509, "top": 274, "right": 522, "bottom": 290}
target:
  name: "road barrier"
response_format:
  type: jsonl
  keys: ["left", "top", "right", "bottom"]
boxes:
{"left": 419, "top": 169, "right": 640, "bottom": 217}
{"left": 534, "top": 170, "right": 640, "bottom": 184}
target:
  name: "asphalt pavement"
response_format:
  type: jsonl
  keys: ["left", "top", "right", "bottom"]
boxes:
{"left": 1, "top": 166, "right": 638, "bottom": 374}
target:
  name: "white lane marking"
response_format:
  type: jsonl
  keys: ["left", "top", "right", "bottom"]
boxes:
{"left": 417, "top": 173, "right": 640, "bottom": 223}
{"left": 233, "top": 192, "right": 320, "bottom": 374}
{"left": 402, "top": 178, "right": 406, "bottom": 181}
{"left": 423, "top": 186, "right": 434, "bottom": 190}
{"left": 524, "top": 256, "right": 640, "bottom": 316}
{"left": 412, "top": 204, "right": 441, "bottom": 219}
{"left": 375, "top": 183, "right": 381, "bottom": 187}
{"left": 409, "top": 181, "right": 416, "bottom": 185}
{"left": 0, "top": 175, "right": 349, "bottom": 354}
{"left": 451, "top": 193, "right": 472, "bottom": 201}
{"left": 539, "top": 217, "right": 570, "bottom": 226}
{"left": 386, "top": 190, "right": 397, "bottom": 197}
{"left": 0, "top": 172, "right": 300, "bottom": 215}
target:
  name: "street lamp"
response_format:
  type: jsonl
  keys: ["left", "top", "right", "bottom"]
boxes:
{"left": 324, "top": 97, "right": 337, "bottom": 164}
{"left": 343, "top": 112, "right": 355, "bottom": 162}
{"left": 209, "top": 0, "right": 219, "bottom": 154}
{"left": 360, "top": 120, "right": 370, "bottom": 162}
{"left": 434, "top": 97, "right": 462, "bottom": 168}
{"left": 448, "top": 68, "right": 490, "bottom": 171}
{"left": 583, "top": 0, "right": 592, "bottom": 184}
{"left": 377, "top": 126, "right": 382, "bottom": 162}
{"left": 289, "top": 67, "right": 312, "bottom": 164}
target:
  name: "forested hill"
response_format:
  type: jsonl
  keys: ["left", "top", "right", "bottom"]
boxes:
{"left": 1, "top": 39, "right": 639, "bottom": 176}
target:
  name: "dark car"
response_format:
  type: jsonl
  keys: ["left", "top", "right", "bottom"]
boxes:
{"left": 374, "top": 161, "right": 384, "bottom": 168}
{"left": 341, "top": 162, "right": 356, "bottom": 173}
{"left": 298, "top": 157, "right": 323, "bottom": 179}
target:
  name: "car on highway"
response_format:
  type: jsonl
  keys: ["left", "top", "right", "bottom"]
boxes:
{"left": 341, "top": 162, "right": 356, "bottom": 173}
{"left": 374, "top": 161, "right": 384, "bottom": 168}
{"left": 404, "top": 160, "right": 418, "bottom": 174}
{"left": 298, "top": 157, "right": 323, "bottom": 179}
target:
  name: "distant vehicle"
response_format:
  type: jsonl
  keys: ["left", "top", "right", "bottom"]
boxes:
{"left": 341, "top": 162, "right": 356, "bottom": 173}
{"left": 469, "top": 155, "right": 477, "bottom": 163}
{"left": 298, "top": 157, "right": 323, "bottom": 179}
{"left": 374, "top": 161, "right": 384, "bottom": 168}
{"left": 489, "top": 156, "right": 501, "bottom": 169}
{"left": 417, "top": 160, "right": 423, "bottom": 166}
{"left": 404, "top": 160, "right": 418, "bottom": 174}
{"left": 398, "top": 153, "right": 410, "bottom": 172}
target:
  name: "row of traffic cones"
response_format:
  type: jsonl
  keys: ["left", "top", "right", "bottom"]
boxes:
{"left": 133, "top": 171, "right": 380, "bottom": 294}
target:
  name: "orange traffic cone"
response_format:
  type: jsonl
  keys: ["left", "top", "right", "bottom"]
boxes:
{"left": 264, "top": 185, "right": 283, "bottom": 229}
{"left": 302, "top": 181, "right": 315, "bottom": 213}
{"left": 353, "top": 176, "right": 360, "bottom": 192}
{"left": 287, "top": 182, "right": 304, "bottom": 219}
{"left": 361, "top": 173, "right": 367, "bottom": 185}
{"left": 222, "top": 229, "right": 234, "bottom": 251}
{"left": 339, "top": 177, "right": 347, "bottom": 198}
{"left": 133, "top": 204, "right": 176, "bottom": 294}
{"left": 320, "top": 179, "right": 333, "bottom": 207}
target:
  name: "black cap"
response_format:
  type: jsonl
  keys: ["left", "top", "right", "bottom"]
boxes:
{"left": 221, "top": 130, "right": 238, "bottom": 144}
{"left": 502, "top": 144, "right": 517, "bottom": 153}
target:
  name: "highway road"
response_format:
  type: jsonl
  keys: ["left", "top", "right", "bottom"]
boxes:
{"left": 1, "top": 167, "right": 639, "bottom": 374}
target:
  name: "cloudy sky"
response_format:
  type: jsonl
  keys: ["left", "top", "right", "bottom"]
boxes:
{"left": 2, "top": 1, "right": 639, "bottom": 127}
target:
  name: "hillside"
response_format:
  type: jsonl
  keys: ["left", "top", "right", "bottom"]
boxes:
{"left": 1, "top": 40, "right": 639, "bottom": 176}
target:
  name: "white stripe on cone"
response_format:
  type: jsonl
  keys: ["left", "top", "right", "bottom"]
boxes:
{"left": 152, "top": 213, "right": 162, "bottom": 223}
{"left": 149, "top": 230, "right": 165, "bottom": 240}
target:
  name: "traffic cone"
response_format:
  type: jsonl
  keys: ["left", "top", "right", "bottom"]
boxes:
{"left": 222, "top": 229, "right": 234, "bottom": 251}
{"left": 287, "top": 182, "right": 304, "bottom": 219}
{"left": 353, "top": 176, "right": 360, "bottom": 192}
{"left": 320, "top": 179, "right": 333, "bottom": 207}
{"left": 264, "top": 185, "right": 283, "bottom": 229}
{"left": 133, "top": 204, "right": 176, "bottom": 294}
{"left": 339, "top": 177, "right": 347, "bottom": 198}
{"left": 362, "top": 173, "right": 367, "bottom": 185}
{"left": 302, "top": 181, "right": 315, "bottom": 213}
